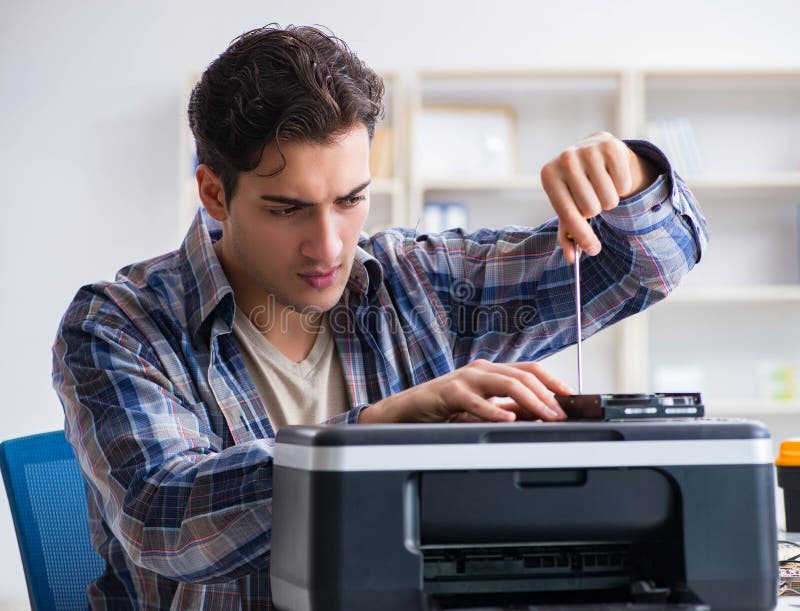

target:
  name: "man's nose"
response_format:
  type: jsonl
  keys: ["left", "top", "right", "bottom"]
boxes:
{"left": 300, "top": 208, "right": 343, "bottom": 263}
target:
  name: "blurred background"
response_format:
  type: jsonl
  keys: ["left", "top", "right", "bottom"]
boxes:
{"left": 2, "top": 0, "right": 800, "bottom": 607}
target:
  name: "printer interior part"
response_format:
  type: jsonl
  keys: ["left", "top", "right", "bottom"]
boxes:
{"left": 419, "top": 468, "right": 687, "bottom": 606}
{"left": 555, "top": 393, "right": 704, "bottom": 421}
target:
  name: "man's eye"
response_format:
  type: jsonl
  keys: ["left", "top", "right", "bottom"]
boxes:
{"left": 270, "top": 206, "right": 300, "bottom": 217}
{"left": 343, "top": 195, "right": 366, "bottom": 207}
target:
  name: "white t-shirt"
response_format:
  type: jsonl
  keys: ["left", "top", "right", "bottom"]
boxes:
{"left": 231, "top": 307, "right": 349, "bottom": 432}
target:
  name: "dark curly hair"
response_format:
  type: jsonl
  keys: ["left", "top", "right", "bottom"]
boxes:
{"left": 188, "top": 24, "right": 384, "bottom": 201}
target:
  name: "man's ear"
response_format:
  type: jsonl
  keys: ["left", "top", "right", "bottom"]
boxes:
{"left": 196, "top": 164, "right": 229, "bottom": 221}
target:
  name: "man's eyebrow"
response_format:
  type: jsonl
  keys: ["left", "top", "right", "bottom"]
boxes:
{"left": 259, "top": 179, "right": 371, "bottom": 207}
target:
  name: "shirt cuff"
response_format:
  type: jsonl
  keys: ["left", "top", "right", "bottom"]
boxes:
{"left": 600, "top": 139, "right": 708, "bottom": 263}
{"left": 326, "top": 404, "right": 369, "bottom": 425}
{"left": 599, "top": 171, "right": 672, "bottom": 235}
{"left": 599, "top": 139, "right": 675, "bottom": 235}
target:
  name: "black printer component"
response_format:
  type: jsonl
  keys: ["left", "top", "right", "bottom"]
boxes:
{"left": 270, "top": 420, "right": 776, "bottom": 611}
{"left": 417, "top": 468, "right": 686, "bottom": 605}
{"left": 556, "top": 393, "right": 704, "bottom": 420}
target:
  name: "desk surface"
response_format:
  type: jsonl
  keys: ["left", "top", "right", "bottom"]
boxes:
{"left": 779, "top": 597, "right": 800, "bottom": 609}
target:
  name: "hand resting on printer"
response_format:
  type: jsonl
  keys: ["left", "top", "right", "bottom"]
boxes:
{"left": 358, "top": 359, "right": 572, "bottom": 423}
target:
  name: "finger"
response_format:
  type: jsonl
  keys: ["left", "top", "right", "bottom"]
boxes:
{"left": 559, "top": 226, "right": 576, "bottom": 264}
{"left": 603, "top": 139, "right": 635, "bottom": 196}
{"left": 564, "top": 169, "right": 603, "bottom": 220}
{"left": 491, "top": 396, "right": 542, "bottom": 421}
{"left": 510, "top": 361, "right": 575, "bottom": 397}
{"left": 489, "top": 363, "right": 567, "bottom": 420}
{"left": 454, "top": 383, "right": 517, "bottom": 422}
{"left": 583, "top": 149, "right": 621, "bottom": 211}
{"left": 472, "top": 368, "right": 562, "bottom": 421}
{"left": 448, "top": 411, "right": 485, "bottom": 423}
{"left": 543, "top": 175, "right": 600, "bottom": 258}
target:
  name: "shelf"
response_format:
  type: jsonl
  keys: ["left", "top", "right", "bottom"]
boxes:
{"left": 686, "top": 173, "right": 800, "bottom": 190}
{"left": 418, "top": 70, "right": 622, "bottom": 98}
{"left": 644, "top": 69, "right": 800, "bottom": 90}
{"left": 705, "top": 399, "right": 800, "bottom": 416}
{"left": 370, "top": 177, "right": 402, "bottom": 195}
{"left": 419, "top": 175, "right": 543, "bottom": 192}
{"left": 666, "top": 285, "right": 800, "bottom": 304}
{"left": 419, "top": 172, "right": 800, "bottom": 195}
{"left": 409, "top": 69, "right": 800, "bottom": 403}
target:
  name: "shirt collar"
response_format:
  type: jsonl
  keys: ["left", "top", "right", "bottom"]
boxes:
{"left": 182, "top": 210, "right": 234, "bottom": 340}
{"left": 348, "top": 236, "right": 383, "bottom": 299}
{"left": 182, "top": 212, "right": 385, "bottom": 340}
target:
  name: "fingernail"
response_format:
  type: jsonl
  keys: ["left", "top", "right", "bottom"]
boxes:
{"left": 548, "top": 398, "right": 566, "bottom": 418}
{"left": 586, "top": 243, "right": 601, "bottom": 256}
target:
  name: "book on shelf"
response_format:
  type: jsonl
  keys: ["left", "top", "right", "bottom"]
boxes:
{"left": 421, "top": 201, "right": 468, "bottom": 233}
{"left": 369, "top": 126, "right": 394, "bottom": 179}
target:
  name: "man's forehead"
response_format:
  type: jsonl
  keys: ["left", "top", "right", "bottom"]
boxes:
{"left": 246, "top": 129, "right": 370, "bottom": 190}
{"left": 257, "top": 127, "right": 369, "bottom": 166}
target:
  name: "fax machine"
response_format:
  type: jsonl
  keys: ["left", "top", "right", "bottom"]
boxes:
{"left": 270, "top": 420, "right": 777, "bottom": 610}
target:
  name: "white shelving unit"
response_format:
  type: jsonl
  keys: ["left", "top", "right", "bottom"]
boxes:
{"left": 637, "top": 70, "right": 800, "bottom": 420}
{"left": 178, "top": 73, "right": 200, "bottom": 238}
{"left": 178, "top": 67, "right": 800, "bottom": 423}
{"left": 178, "top": 72, "right": 405, "bottom": 239}
{"left": 405, "top": 69, "right": 800, "bottom": 420}
{"left": 364, "top": 72, "right": 406, "bottom": 233}
{"left": 406, "top": 71, "right": 634, "bottom": 395}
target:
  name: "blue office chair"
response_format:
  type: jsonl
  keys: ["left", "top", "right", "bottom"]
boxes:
{"left": 0, "top": 430, "right": 104, "bottom": 610}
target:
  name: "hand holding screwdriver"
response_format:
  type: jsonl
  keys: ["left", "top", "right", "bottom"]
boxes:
{"left": 540, "top": 132, "right": 659, "bottom": 264}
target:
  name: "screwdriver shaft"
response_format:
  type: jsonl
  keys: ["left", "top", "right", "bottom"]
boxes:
{"left": 574, "top": 242, "right": 583, "bottom": 394}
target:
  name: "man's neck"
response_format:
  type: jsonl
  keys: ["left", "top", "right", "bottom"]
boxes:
{"left": 264, "top": 308, "right": 323, "bottom": 363}
{"left": 235, "top": 295, "right": 324, "bottom": 363}
{"left": 214, "top": 240, "right": 323, "bottom": 363}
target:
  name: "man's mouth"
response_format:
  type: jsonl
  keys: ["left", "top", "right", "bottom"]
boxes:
{"left": 298, "top": 266, "right": 340, "bottom": 290}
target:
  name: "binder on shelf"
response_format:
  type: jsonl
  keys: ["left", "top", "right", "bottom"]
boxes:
{"left": 420, "top": 201, "right": 468, "bottom": 233}
{"left": 369, "top": 126, "right": 393, "bottom": 179}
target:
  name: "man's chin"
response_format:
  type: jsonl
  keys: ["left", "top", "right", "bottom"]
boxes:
{"left": 293, "top": 288, "right": 347, "bottom": 314}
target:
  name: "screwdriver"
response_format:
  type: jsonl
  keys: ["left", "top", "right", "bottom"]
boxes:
{"left": 566, "top": 234, "right": 583, "bottom": 395}
{"left": 573, "top": 241, "right": 582, "bottom": 394}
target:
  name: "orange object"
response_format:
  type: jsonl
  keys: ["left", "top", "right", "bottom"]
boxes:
{"left": 776, "top": 439, "right": 800, "bottom": 466}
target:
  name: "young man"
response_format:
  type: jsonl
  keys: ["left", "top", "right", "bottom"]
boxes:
{"left": 53, "top": 24, "right": 707, "bottom": 611}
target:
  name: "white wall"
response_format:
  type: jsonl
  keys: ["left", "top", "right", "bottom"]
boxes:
{"left": 1, "top": 0, "right": 799, "bottom": 606}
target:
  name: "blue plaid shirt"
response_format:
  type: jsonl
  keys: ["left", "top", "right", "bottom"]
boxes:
{"left": 52, "top": 142, "right": 707, "bottom": 610}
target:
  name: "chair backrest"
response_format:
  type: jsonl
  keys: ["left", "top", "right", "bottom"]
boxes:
{"left": 0, "top": 430, "right": 104, "bottom": 610}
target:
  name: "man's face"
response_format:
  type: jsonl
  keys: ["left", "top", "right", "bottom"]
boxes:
{"left": 214, "top": 125, "right": 371, "bottom": 318}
